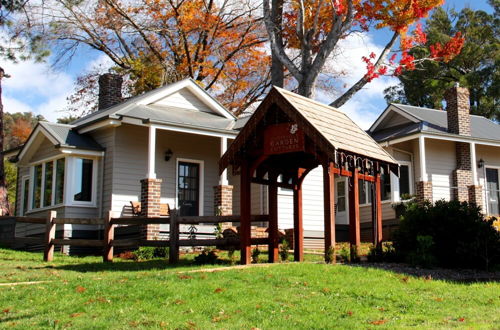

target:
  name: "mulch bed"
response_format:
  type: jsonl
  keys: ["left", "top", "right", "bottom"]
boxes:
{"left": 356, "top": 262, "right": 500, "bottom": 283}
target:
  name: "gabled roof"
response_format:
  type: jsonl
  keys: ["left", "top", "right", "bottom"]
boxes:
{"left": 370, "top": 103, "right": 500, "bottom": 142}
{"left": 72, "top": 78, "right": 236, "bottom": 131}
{"left": 16, "top": 122, "right": 103, "bottom": 163}
{"left": 220, "top": 87, "right": 397, "bottom": 173}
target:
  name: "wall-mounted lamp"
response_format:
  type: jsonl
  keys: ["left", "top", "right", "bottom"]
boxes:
{"left": 478, "top": 158, "right": 485, "bottom": 168}
{"left": 165, "top": 149, "right": 173, "bottom": 161}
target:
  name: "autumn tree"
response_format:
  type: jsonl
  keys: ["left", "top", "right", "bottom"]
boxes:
{"left": 384, "top": 3, "right": 499, "bottom": 121}
{"left": 23, "top": 0, "right": 270, "bottom": 116}
{"left": 263, "top": 0, "right": 465, "bottom": 105}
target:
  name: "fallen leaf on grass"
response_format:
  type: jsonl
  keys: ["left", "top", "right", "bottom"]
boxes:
{"left": 369, "top": 319, "right": 388, "bottom": 325}
{"left": 214, "top": 288, "right": 224, "bottom": 293}
{"left": 174, "top": 299, "right": 185, "bottom": 305}
{"left": 70, "top": 313, "right": 84, "bottom": 318}
{"left": 458, "top": 317, "right": 465, "bottom": 322}
{"left": 434, "top": 297, "right": 443, "bottom": 302}
{"left": 321, "top": 288, "right": 331, "bottom": 293}
{"left": 401, "top": 276, "right": 410, "bottom": 283}
{"left": 346, "top": 311, "right": 353, "bottom": 317}
{"left": 75, "top": 286, "right": 86, "bottom": 293}
{"left": 186, "top": 321, "right": 196, "bottom": 329}
{"left": 178, "top": 274, "right": 192, "bottom": 280}
{"left": 3, "top": 308, "right": 10, "bottom": 314}
{"left": 378, "top": 307, "right": 386, "bottom": 312}
{"left": 255, "top": 304, "right": 261, "bottom": 309}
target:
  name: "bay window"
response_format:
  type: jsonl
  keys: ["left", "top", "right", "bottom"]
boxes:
{"left": 27, "top": 156, "right": 97, "bottom": 212}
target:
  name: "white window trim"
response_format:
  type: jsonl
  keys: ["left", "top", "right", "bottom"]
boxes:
{"left": 398, "top": 161, "right": 414, "bottom": 197}
{"left": 176, "top": 158, "right": 205, "bottom": 216}
{"left": 484, "top": 165, "right": 500, "bottom": 216}
{"left": 20, "top": 175, "right": 30, "bottom": 216}
{"left": 67, "top": 157, "right": 99, "bottom": 207}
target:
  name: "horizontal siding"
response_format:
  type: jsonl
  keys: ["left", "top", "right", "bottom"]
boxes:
{"left": 111, "top": 124, "right": 220, "bottom": 217}
{"left": 29, "top": 137, "right": 60, "bottom": 163}
{"left": 90, "top": 127, "right": 115, "bottom": 217}
{"left": 427, "top": 139, "right": 456, "bottom": 202}
{"left": 154, "top": 89, "right": 212, "bottom": 113}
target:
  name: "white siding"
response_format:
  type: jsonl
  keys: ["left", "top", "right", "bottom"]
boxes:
{"left": 153, "top": 89, "right": 213, "bottom": 113}
{"left": 426, "top": 139, "right": 456, "bottom": 201}
{"left": 29, "top": 137, "right": 60, "bottom": 163}
{"left": 110, "top": 124, "right": 220, "bottom": 216}
{"left": 91, "top": 127, "right": 115, "bottom": 217}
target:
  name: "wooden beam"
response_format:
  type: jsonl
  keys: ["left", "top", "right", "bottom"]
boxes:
{"left": 52, "top": 239, "right": 104, "bottom": 247}
{"left": 103, "top": 211, "right": 114, "bottom": 262}
{"left": 293, "top": 181, "right": 304, "bottom": 262}
{"left": 322, "top": 162, "right": 336, "bottom": 263}
{"left": 348, "top": 168, "right": 361, "bottom": 253}
{"left": 251, "top": 178, "right": 294, "bottom": 189}
{"left": 43, "top": 211, "right": 56, "bottom": 262}
{"left": 169, "top": 211, "right": 179, "bottom": 264}
{"left": 268, "top": 182, "right": 279, "bottom": 263}
{"left": 240, "top": 161, "right": 252, "bottom": 265}
{"left": 375, "top": 173, "right": 383, "bottom": 246}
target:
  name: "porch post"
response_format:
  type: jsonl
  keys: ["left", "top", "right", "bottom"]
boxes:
{"left": 141, "top": 125, "right": 161, "bottom": 240}
{"left": 214, "top": 137, "right": 233, "bottom": 216}
{"left": 468, "top": 142, "right": 484, "bottom": 210}
{"left": 240, "top": 161, "right": 251, "bottom": 265}
{"left": 416, "top": 136, "right": 433, "bottom": 203}
{"left": 322, "top": 162, "right": 336, "bottom": 262}
{"left": 293, "top": 177, "right": 304, "bottom": 262}
{"left": 374, "top": 173, "right": 383, "bottom": 246}
{"left": 348, "top": 168, "right": 361, "bottom": 254}
{"left": 268, "top": 179, "right": 279, "bottom": 263}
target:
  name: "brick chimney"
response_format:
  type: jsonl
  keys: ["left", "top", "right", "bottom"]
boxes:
{"left": 98, "top": 73, "right": 123, "bottom": 110}
{"left": 444, "top": 83, "right": 471, "bottom": 136}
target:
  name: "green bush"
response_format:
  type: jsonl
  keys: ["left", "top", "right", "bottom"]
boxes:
{"left": 194, "top": 249, "right": 219, "bottom": 265}
{"left": 367, "top": 242, "right": 397, "bottom": 262}
{"left": 251, "top": 247, "right": 261, "bottom": 263}
{"left": 132, "top": 246, "right": 169, "bottom": 261}
{"left": 279, "top": 239, "right": 290, "bottom": 262}
{"left": 325, "top": 246, "right": 335, "bottom": 264}
{"left": 393, "top": 200, "right": 500, "bottom": 270}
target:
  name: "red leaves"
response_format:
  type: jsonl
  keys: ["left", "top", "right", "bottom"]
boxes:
{"left": 430, "top": 32, "right": 465, "bottom": 62}
{"left": 369, "top": 319, "right": 388, "bottom": 325}
{"left": 75, "top": 286, "right": 86, "bottom": 293}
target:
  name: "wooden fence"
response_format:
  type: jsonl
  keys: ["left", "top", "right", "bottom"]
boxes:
{"left": 2, "top": 211, "right": 269, "bottom": 263}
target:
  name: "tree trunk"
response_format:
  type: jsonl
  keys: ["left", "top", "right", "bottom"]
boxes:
{"left": 270, "top": 0, "right": 284, "bottom": 87}
{"left": 0, "top": 67, "right": 10, "bottom": 215}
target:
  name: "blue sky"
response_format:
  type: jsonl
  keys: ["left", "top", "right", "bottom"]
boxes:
{"left": 2, "top": 0, "right": 494, "bottom": 128}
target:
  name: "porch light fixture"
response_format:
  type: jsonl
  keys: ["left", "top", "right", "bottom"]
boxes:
{"left": 478, "top": 158, "right": 485, "bottom": 168}
{"left": 164, "top": 149, "right": 173, "bottom": 161}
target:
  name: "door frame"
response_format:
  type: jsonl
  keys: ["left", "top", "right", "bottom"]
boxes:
{"left": 484, "top": 165, "right": 500, "bottom": 216}
{"left": 175, "top": 158, "right": 205, "bottom": 216}
{"left": 334, "top": 176, "right": 349, "bottom": 225}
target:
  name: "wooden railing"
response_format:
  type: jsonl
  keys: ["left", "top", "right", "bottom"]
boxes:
{"left": 2, "top": 211, "right": 269, "bottom": 263}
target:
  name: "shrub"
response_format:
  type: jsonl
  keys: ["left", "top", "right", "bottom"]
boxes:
{"left": 194, "top": 249, "right": 219, "bottom": 265}
{"left": 227, "top": 247, "right": 236, "bottom": 265}
{"left": 251, "top": 247, "right": 261, "bottom": 263}
{"left": 339, "top": 245, "right": 350, "bottom": 263}
{"left": 279, "top": 239, "right": 290, "bottom": 262}
{"left": 325, "top": 246, "right": 335, "bottom": 264}
{"left": 132, "top": 246, "right": 169, "bottom": 261}
{"left": 393, "top": 200, "right": 500, "bottom": 270}
{"left": 367, "top": 242, "right": 397, "bottom": 262}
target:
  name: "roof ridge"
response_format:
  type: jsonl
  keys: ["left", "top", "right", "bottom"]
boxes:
{"left": 273, "top": 86, "right": 345, "bottom": 114}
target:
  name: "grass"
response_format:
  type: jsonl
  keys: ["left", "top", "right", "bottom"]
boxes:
{"left": 0, "top": 248, "right": 499, "bottom": 329}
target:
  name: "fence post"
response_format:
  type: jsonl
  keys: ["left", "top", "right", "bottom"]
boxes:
{"left": 43, "top": 211, "right": 57, "bottom": 262}
{"left": 103, "top": 211, "right": 115, "bottom": 262}
{"left": 169, "top": 210, "right": 179, "bottom": 264}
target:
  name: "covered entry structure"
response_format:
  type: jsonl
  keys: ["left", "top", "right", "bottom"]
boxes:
{"left": 220, "top": 87, "right": 399, "bottom": 264}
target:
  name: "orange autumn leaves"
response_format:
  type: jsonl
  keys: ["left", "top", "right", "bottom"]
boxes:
{"left": 93, "top": 0, "right": 269, "bottom": 114}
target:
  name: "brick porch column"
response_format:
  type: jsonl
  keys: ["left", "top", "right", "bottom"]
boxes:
{"left": 468, "top": 185, "right": 484, "bottom": 211}
{"left": 416, "top": 181, "right": 433, "bottom": 204}
{"left": 214, "top": 185, "right": 233, "bottom": 216}
{"left": 452, "top": 142, "right": 473, "bottom": 202}
{"left": 140, "top": 178, "right": 162, "bottom": 240}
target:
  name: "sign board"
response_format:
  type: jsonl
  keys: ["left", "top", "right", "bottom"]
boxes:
{"left": 263, "top": 123, "right": 305, "bottom": 155}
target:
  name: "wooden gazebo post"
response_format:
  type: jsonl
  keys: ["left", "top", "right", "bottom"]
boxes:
{"left": 322, "top": 162, "right": 336, "bottom": 262}
{"left": 348, "top": 167, "right": 361, "bottom": 256}
{"left": 374, "top": 172, "right": 383, "bottom": 246}
{"left": 268, "top": 175, "right": 279, "bottom": 263}
{"left": 293, "top": 170, "right": 304, "bottom": 262}
{"left": 240, "top": 161, "right": 252, "bottom": 265}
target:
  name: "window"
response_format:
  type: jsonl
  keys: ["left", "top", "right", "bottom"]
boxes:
{"left": 399, "top": 164, "right": 411, "bottom": 197}
{"left": 32, "top": 164, "right": 42, "bottom": 209}
{"left": 21, "top": 177, "right": 29, "bottom": 216}
{"left": 73, "top": 158, "right": 93, "bottom": 202}
{"left": 381, "top": 172, "right": 391, "bottom": 201}
{"left": 486, "top": 168, "right": 499, "bottom": 215}
{"left": 55, "top": 158, "right": 65, "bottom": 205}
{"left": 358, "top": 180, "right": 373, "bottom": 205}
{"left": 43, "top": 162, "right": 53, "bottom": 207}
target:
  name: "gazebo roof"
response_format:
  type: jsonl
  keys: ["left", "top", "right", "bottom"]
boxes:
{"left": 220, "top": 87, "right": 397, "bottom": 174}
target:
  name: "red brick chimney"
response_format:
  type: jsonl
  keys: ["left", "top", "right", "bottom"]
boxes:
{"left": 98, "top": 73, "right": 123, "bottom": 110}
{"left": 444, "top": 83, "right": 471, "bottom": 136}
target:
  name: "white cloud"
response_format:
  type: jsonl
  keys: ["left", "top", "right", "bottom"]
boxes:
{"left": 315, "top": 33, "right": 398, "bottom": 130}
{"left": 2, "top": 59, "right": 74, "bottom": 121}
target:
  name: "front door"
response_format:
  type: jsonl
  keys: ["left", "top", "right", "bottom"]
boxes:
{"left": 178, "top": 162, "right": 200, "bottom": 216}
{"left": 335, "top": 176, "right": 349, "bottom": 224}
{"left": 486, "top": 168, "right": 499, "bottom": 216}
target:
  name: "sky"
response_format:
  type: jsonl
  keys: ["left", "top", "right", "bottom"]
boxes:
{"left": 1, "top": 0, "right": 494, "bottom": 129}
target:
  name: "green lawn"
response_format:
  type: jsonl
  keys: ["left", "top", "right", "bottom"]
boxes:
{"left": 0, "top": 248, "right": 499, "bottom": 329}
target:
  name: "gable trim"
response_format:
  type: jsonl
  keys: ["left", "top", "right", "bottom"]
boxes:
{"left": 17, "top": 124, "right": 60, "bottom": 163}
{"left": 136, "top": 78, "right": 236, "bottom": 120}
{"left": 369, "top": 104, "right": 421, "bottom": 133}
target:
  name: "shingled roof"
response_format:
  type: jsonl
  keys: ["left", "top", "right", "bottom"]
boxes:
{"left": 220, "top": 87, "right": 397, "bottom": 173}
